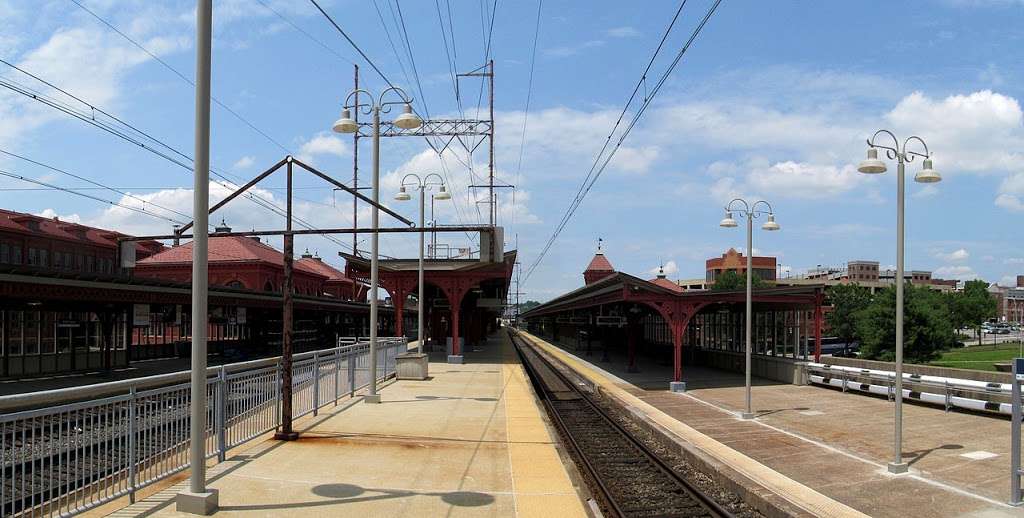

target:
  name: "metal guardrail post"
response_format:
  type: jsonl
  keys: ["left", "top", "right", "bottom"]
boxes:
{"left": 944, "top": 380, "right": 952, "bottom": 412}
{"left": 841, "top": 370, "right": 848, "bottom": 393}
{"left": 1011, "top": 358, "right": 1023, "bottom": 505}
{"left": 275, "top": 360, "right": 282, "bottom": 428}
{"left": 216, "top": 366, "right": 227, "bottom": 462}
{"left": 334, "top": 348, "right": 341, "bottom": 406}
{"left": 128, "top": 385, "right": 138, "bottom": 503}
{"left": 349, "top": 349, "right": 356, "bottom": 397}
{"left": 313, "top": 351, "right": 320, "bottom": 416}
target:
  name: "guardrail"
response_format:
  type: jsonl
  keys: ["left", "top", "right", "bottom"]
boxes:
{"left": 1, "top": 337, "right": 407, "bottom": 518}
{"left": 806, "top": 362, "right": 1014, "bottom": 415}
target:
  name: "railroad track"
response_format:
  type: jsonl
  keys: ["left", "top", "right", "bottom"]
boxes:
{"left": 510, "top": 331, "right": 733, "bottom": 518}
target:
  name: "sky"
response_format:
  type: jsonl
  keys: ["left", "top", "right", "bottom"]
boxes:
{"left": 1, "top": 0, "right": 1023, "bottom": 302}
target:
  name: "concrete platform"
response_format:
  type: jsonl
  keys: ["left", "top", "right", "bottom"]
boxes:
{"left": 524, "top": 331, "right": 1024, "bottom": 518}
{"left": 102, "top": 333, "right": 586, "bottom": 518}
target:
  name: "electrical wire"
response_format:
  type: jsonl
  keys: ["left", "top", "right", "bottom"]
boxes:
{"left": 525, "top": 0, "right": 723, "bottom": 282}
{"left": 512, "top": 0, "right": 543, "bottom": 229}
{"left": 0, "top": 169, "right": 187, "bottom": 226}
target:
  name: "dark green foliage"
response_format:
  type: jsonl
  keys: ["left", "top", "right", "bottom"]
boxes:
{"left": 856, "top": 283, "right": 956, "bottom": 363}
{"left": 824, "top": 283, "right": 871, "bottom": 352}
{"left": 711, "top": 270, "right": 765, "bottom": 291}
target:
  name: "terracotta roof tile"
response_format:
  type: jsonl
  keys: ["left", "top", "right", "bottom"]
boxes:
{"left": 584, "top": 252, "right": 614, "bottom": 273}
{"left": 138, "top": 236, "right": 325, "bottom": 277}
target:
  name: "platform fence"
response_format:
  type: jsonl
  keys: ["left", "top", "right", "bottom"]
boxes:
{"left": 0, "top": 337, "right": 406, "bottom": 518}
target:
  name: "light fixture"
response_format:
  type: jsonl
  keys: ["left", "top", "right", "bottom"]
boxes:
{"left": 332, "top": 108, "right": 358, "bottom": 134}
{"left": 719, "top": 211, "right": 738, "bottom": 228}
{"left": 914, "top": 158, "right": 941, "bottom": 183}
{"left": 393, "top": 103, "right": 422, "bottom": 130}
{"left": 394, "top": 186, "right": 411, "bottom": 201}
{"left": 761, "top": 213, "right": 780, "bottom": 231}
{"left": 857, "top": 147, "right": 887, "bottom": 174}
{"left": 433, "top": 185, "right": 451, "bottom": 200}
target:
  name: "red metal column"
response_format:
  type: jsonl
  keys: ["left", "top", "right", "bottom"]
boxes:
{"left": 672, "top": 324, "right": 683, "bottom": 382}
{"left": 393, "top": 289, "right": 405, "bottom": 337}
{"left": 451, "top": 304, "right": 461, "bottom": 356}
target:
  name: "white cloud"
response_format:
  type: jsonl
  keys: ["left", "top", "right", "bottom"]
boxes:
{"left": 232, "top": 156, "right": 255, "bottom": 170}
{"left": 35, "top": 208, "right": 81, "bottom": 223}
{"left": 936, "top": 248, "right": 969, "bottom": 262}
{"left": 606, "top": 26, "right": 639, "bottom": 38}
{"left": 297, "top": 133, "right": 348, "bottom": 163}
{"left": 885, "top": 90, "right": 1024, "bottom": 174}
{"left": 746, "top": 161, "right": 860, "bottom": 199}
{"left": 934, "top": 265, "right": 980, "bottom": 281}
{"left": 648, "top": 260, "right": 678, "bottom": 276}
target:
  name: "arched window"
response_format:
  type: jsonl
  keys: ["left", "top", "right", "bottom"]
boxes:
{"left": 264, "top": 281, "right": 275, "bottom": 292}
{"left": 226, "top": 280, "right": 244, "bottom": 289}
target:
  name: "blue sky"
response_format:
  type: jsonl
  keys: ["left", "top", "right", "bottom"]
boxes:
{"left": 1, "top": 0, "right": 1023, "bottom": 302}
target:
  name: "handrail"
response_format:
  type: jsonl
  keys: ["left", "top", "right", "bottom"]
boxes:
{"left": 806, "top": 362, "right": 1015, "bottom": 415}
{"left": 1, "top": 337, "right": 408, "bottom": 517}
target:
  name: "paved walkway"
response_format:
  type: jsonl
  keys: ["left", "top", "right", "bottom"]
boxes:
{"left": 526, "top": 332, "right": 1024, "bottom": 518}
{"left": 102, "top": 333, "right": 586, "bottom": 518}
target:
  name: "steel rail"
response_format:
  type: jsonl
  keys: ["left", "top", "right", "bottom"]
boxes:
{"left": 509, "top": 330, "right": 733, "bottom": 518}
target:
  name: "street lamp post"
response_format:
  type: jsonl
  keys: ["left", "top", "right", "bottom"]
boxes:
{"left": 395, "top": 173, "right": 450, "bottom": 353}
{"left": 857, "top": 130, "right": 941, "bottom": 474}
{"left": 176, "top": 0, "right": 217, "bottom": 514}
{"left": 333, "top": 87, "right": 422, "bottom": 404}
{"left": 719, "top": 199, "right": 780, "bottom": 420}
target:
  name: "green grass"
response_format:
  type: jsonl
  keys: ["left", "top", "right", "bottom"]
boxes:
{"left": 926, "top": 342, "right": 1024, "bottom": 372}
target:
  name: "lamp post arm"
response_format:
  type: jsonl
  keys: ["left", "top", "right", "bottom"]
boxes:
{"left": 423, "top": 173, "right": 446, "bottom": 186}
{"left": 751, "top": 200, "right": 775, "bottom": 217}
{"left": 401, "top": 173, "right": 423, "bottom": 188}
{"left": 378, "top": 85, "right": 413, "bottom": 108}
{"left": 343, "top": 88, "right": 374, "bottom": 113}
{"left": 903, "top": 136, "right": 931, "bottom": 161}
{"left": 725, "top": 198, "right": 751, "bottom": 214}
{"left": 867, "top": 129, "right": 901, "bottom": 160}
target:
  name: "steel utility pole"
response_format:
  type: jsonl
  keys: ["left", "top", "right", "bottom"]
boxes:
{"left": 274, "top": 158, "right": 298, "bottom": 440}
{"left": 177, "top": 0, "right": 217, "bottom": 513}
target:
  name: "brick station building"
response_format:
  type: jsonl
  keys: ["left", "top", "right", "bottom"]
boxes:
{"left": 0, "top": 209, "right": 383, "bottom": 378}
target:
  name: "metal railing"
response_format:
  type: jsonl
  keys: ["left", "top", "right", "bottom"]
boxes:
{"left": 1, "top": 337, "right": 407, "bottom": 517}
{"left": 806, "top": 362, "right": 1015, "bottom": 415}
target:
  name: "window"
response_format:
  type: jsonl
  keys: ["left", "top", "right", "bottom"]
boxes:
{"left": 28, "top": 247, "right": 49, "bottom": 267}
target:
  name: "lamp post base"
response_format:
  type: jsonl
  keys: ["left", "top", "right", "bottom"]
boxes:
{"left": 887, "top": 462, "right": 909, "bottom": 474}
{"left": 740, "top": 412, "right": 756, "bottom": 420}
{"left": 273, "top": 431, "right": 299, "bottom": 441}
{"left": 447, "top": 355, "right": 464, "bottom": 364}
{"left": 669, "top": 381, "right": 686, "bottom": 393}
{"left": 176, "top": 489, "right": 219, "bottom": 515}
{"left": 363, "top": 394, "right": 381, "bottom": 404}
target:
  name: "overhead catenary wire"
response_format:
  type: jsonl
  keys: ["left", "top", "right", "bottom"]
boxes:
{"left": 0, "top": 169, "right": 187, "bottom": 226}
{"left": 0, "top": 60, "right": 359, "bottom": 255}
{"left": 66, "top": 0, "right": 365, "bottom": 255}
{"left": 309, "top": 0, "right": 481, "bottom": 237}
{"left": 512, "top": 0, "right": 543, "bottom": 229}
{"left": 0, "top": 147, "right": 198, "bottom": 225}
{"left": 525, "top": 0, "right": 723, "bottom": 283}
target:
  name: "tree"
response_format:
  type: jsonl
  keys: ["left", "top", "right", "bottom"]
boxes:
{"left": 825, "top": 283, "right": 872, "bottom": 353}
{"left": 856, "top": 283, "right": 956, "bottom": 363}
{"left": 711, "top": 270, "right": 765, "bottom": 291}
{"left": 952, "top": 280, "right": 998, "bottom": 347}
{"left": 518, "top": 300, "right": 542, "bottom": 312}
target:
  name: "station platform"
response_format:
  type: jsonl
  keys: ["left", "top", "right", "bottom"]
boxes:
{"left": 520, "top": 331, "right": 1024, "bottom": 518}
{"left": 99, "top": 333, "right": 587, "bottom": 518}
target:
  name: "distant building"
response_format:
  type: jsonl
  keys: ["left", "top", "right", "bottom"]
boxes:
{"left": 847, "top": 260, "right": 880, "bottom": 282}
{"left": 676, "top": 278, "right": 711, "bottom": 291}
{"left": 706, "top": 248, "right": 776, "bottom": 283}
{"left": 990, "top": 283, "right": 1024, "bottom": 323}
{"left": 0, "top": 208, "right": 164, "bottom": 273}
